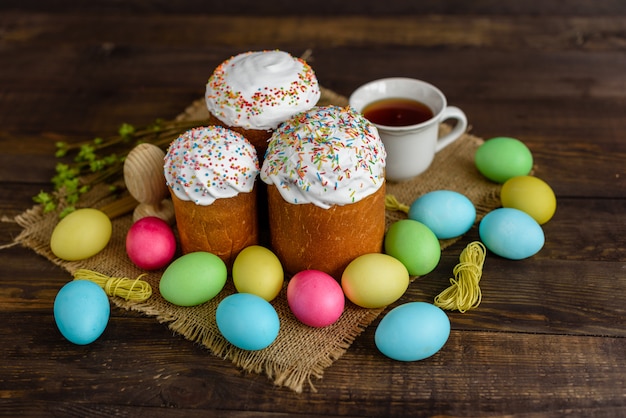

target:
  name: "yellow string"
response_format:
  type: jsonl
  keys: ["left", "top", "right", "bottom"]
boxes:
{"left": 73, "top": 269, "right": 153, "bottom": 302}
{"left": 434, "top": 241, "right": 486, "bottom": 313}
{"left": 385, "top": 194, "right": 410, "bottom": 214}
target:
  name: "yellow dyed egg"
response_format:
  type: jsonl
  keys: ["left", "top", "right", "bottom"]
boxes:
{"left": 50, "top": 208, "right": 112, "bottom": 261}
{"left": 501, "top": 176, "right": 557, "bottom": 224}
{"left": 232, "top": 246, "right": 284, "bottom": 301}
{"left": 341, "top": 253, "right": 410, "bottom": 309}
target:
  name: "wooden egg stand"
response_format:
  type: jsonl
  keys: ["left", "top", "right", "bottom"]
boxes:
{"left": 123, "top": 143, "right": 175, "bottom": 225}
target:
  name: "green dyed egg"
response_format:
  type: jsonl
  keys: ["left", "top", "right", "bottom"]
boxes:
{"left": 159, "top": 252, "right": 227, "bottom": 306}
{"left": 384, "top": 219, "right": 441, "bottom": 276}
{"left": 475, "top": 137, "right": 533, "bottom": 183}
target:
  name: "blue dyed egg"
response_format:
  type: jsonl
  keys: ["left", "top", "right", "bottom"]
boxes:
{"left": 216, "top": 293, "right": 280, "bottom": 351}
{"left": 479, "top": 208, "right": 545, "bottom": 260}
{"left": 408, "top": 190, "right": 477, "bottom": 239}
{"left": 53, "top": 280, "right": 110, "bottom": 345}
{"left": 375, "top": 302, "right": 450, "bottom": 362}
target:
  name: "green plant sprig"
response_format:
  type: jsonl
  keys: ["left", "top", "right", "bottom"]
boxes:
{"left": 35, "top": 118, "right": 208, "bottom": 217}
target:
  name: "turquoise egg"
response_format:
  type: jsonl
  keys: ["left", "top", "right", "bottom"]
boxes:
{"left": 375, "top": 302, "right": 450, "bottom": 361}
{"left": 479, "top": 208, "right": 545, "bottom": 259}
{"left": 475, "top": 137, "right": 533, "bottom": 183}
{"left": 216, "top": 293, "right": 280, "bottom": 351}
{"left": 408, "top": 190, "right": 476, "bottom": 239}
{"left": 54, "top": 280, "right": 110, "bottom": 345}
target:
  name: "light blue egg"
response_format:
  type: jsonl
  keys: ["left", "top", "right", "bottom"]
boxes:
{"left": 375, "top": 302, "right": 450, "bottom": 362}
{"left": 53, "top": 280, "right": 110, "bottom": 345}
{"left": 479, "top": 208, "right": 545, "bottom": 260}
{"left": 408, "top": 190, "right": 476, "bottom": 239}
{"left": 216, "top": 293, "right": 280, "bottom": 351}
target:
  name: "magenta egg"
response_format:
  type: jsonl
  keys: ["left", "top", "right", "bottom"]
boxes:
{"left": 126, "top": 216, "right": 176, "bottom": 270}
{"left": 287, "top": 270, "right": 345, "bottom": 328}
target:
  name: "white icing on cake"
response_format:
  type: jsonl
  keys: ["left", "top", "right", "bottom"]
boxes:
{"left": 205, "top": 50, "right": 320, "bottom": 131}
{"left": 164, "top": 126, "right": 259, "bottom": 205}
{"left": 261, "top": 106, "right": 386, "bottom": 209}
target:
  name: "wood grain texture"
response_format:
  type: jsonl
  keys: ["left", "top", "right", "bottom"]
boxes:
{"left": 1, "top": 1, "right": 625, "bottom": 416}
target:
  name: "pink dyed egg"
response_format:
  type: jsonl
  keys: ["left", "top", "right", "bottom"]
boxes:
{"left": 287, "top": 270, "right": 345, "bottom": 328}
{"left": 126, "top": 216, "right": 176, "bottom": 270}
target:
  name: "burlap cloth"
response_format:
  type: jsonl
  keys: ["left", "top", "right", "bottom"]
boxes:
{"left": 6, "top": 88, "right": 500, "bottom": 393}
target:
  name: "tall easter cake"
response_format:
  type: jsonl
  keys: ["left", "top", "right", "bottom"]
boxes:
{"left": 261, "top": 105, "right": 387, "bottom": 279}
{"left": 205, "top": 50, "right": 321, "bottom": 159}
{"left": 164, "top": 125, "right": 260, "bottom": 268}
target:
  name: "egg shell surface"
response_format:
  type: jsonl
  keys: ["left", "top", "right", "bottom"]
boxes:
{"left": 54, "top": 280, "right": 110, "bottom": 345}
{"left": 475, "top": 137, "right": 533, "bottom": 183}
{"left": 126, "top": 216, "right": 176, "bottom": 270}
{"left": 384, "top": 219, "right": 441, "bottom": 276}
{"left": 375, "top": 302, "right": 450, "bottom": 362}
{"left": 216, "top": 293, "right": 280, "bottom": 351}
{"left": 408, "top": 190, "right": 476, "bottom": 239}
{"left": 159, "top": 252, "right": 227, "bottom": 306}
{"left": 501, "top": 176, "right": 557, "bottom": 225}
{"left": 341, "top": 253, "right": 409, "bottom": 309}
{"left": 479, "top": 208, "right": 545, "bottom": 260}
{"left": 232, "top": 245, "right": 284, "bottom": 301}
{"left": 287, "top": 270, "right": 345, "bottom": 328}
{"left": 50, "top": 208, "right": 112, "bottom": 261}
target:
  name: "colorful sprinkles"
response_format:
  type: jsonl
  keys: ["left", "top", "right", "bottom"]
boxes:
{"left": 205, "top": 50, "right": 321, "bottom": 130}
{"left": 261, "top": 106, "right": 386, "bottom": 209}
{"left": 164, "top": 126, "right": 259, "bottom": 206}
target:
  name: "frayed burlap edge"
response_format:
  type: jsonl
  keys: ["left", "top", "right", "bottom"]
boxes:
{"left": 3, "top": 87, "right": 502, "bottom": 393}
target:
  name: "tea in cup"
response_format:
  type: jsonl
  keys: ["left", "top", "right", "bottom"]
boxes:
{"left": 349, "top": 77, "right": 467, "bottom": 182}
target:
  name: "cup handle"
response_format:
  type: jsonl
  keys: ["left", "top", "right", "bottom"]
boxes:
{"left": 435, "top": 106, "right": 468, "bottom": 153}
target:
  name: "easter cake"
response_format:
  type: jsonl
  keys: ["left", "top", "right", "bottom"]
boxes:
{"left": 205, "top": 50, "right": 321, "bottom": 159}
{"left": 164, "top": 125, "right": 260, "bottom": 268}
{"left": 260, "top": 105, "right": 387, "bottom": 279}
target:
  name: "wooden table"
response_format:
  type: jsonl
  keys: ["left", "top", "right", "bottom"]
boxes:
{"left": 1, "top": 1, "right": 625, "bottom": 416}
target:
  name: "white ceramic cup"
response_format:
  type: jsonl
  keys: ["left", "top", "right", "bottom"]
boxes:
{"left": 349, "top": 77, "right": 468, "bottom": 182}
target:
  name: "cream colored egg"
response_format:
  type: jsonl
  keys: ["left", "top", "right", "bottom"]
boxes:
{"left": 232, "top": 246, "right": 284, "bottom": 301}
{"left": 341, "top": 253, "right": 410, "bottom": 309}
{"left": 50, "top": 208, "right": 112, "bottom": 261}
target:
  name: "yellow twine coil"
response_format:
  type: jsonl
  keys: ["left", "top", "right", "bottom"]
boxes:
{"left": 385, "top": 194, "right": 410, "bottom": 214}
{"left": 73, "top": 269, "right": 153, "bottom": 302}
{"left": 434, "top": 241, "right": 486, "bottom": 313}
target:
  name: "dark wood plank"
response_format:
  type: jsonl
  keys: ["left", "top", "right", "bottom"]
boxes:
{"left": 2, "top": 309, "right": 624, "bottom": 416}
{"left": 3, "top": 11, "right": 626, "bottom": 50}
{"left": 4, "top": 0, "right": 626, "bottom": 17}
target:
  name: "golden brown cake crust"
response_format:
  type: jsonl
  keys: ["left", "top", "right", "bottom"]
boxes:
{"left": 267, "top": 183, "right": 386, "bottom": 279}
{"left": 170, "top": 188, "right": 259, "bottom": 269}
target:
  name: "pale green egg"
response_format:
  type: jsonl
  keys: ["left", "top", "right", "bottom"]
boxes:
{"left": 159, "top": 252, "right": 227, "bottom": 306}
{"left": 384, "top": 219, "right": 441, "bottom": 276}
{"left": 475, "top": 137, "right": 533, "bottom": 183}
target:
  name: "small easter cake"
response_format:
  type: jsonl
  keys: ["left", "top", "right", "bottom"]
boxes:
{"left": 261, "top": 105, "right": 387, "bottom": 279}
{"left": 205, "top": 50, "right": 321, "bottom": 159}
{"left": 164, "top": 125, "right": 260, "bottom": 268}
